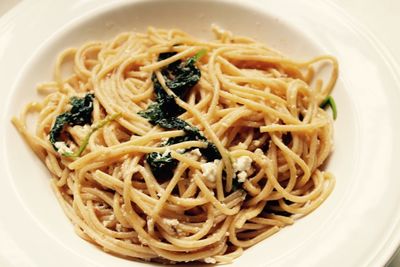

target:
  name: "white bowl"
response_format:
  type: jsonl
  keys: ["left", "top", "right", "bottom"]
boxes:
{"left": 1, "top": 0, "right": 400, "bottom": 266}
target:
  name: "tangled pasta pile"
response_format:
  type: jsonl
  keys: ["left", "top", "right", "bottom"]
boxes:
{"left": 12, "top": 26, "right": 337, "bottom": 264}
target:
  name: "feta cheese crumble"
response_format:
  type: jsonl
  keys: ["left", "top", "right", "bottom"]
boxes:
{"left": 237, "top": 171, "right": 248, "bottom": 183}
{"left": 162, "top": 148, "right": 171, "bottom": 157}
{"left": 204, "top": 257, "right": 216, "bottom": 264}
{"left": 54, "top": 141, "right": 73, "bottom": 154}
{"left": 187, "top": 148, "right": 202, "bottom": 160}
{"left": 254, "top": 148, "right": 264, "bottom": 156}
{"left": 233, "top": 156, "right": 252, "bottom": 172}
{"left": 201, "top": 160, "right": 220, "bottom": 182}
{"left": 163, "top": 218, "right": 179, "bottom": 227}
{"left": 233, "top": 156, "right": 253, "bottom": 183}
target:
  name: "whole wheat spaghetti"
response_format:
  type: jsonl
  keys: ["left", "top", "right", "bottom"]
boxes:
{"left": 12, "top": 26, "right": 338, "bottom": 264}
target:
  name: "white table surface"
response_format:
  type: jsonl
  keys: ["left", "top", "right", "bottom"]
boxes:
{"left": 0, "top": 0, "right": 399, "bottom": 266}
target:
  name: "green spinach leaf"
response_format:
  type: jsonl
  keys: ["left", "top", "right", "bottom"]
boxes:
{"left": 139, "top": 50, "right": 222, "bottom": 178}
{"left": 49, "top": 93, "right": 94, "bottom": 150}
{"left": 146, "top": 151, "right": 178, "bottom": 180}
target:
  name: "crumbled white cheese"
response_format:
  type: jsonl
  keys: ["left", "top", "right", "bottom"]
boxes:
{"left": 254, "top": 148, "right": 264, "bottom": 156}
{"left": 176, "top": 148, "right": 185, "bottom": 154}
{"left": 54, "top": 141, "right": 73, "bottom": 154}
{"left": 233, "top": 156, "right": 252, "bottom": 183}
{"left": 191, "top": 148, "right": 202, "bottom": 157}
{"left": 204, "top": 257, "right": 216, "bottom": 264}
{"left": 201, "top": 160, "right": 220, "bottom": 182}
{"left": 187, "top": 148, "right": 202, "bottom": 160}
{"left": 254, "top": 149, "right": 269, "bottom": 166}
{"left": 233, "top": 156, "right": 252, "bottom": 172}
{"left": 163, "top": 218, "right": 179, "bottom": 227}
{"left": 157, "top": 191, "right": 163, "bottom": 198}
{"left": 237, "top": 171, "right": 248, "bottom": 183}
{"left": 162, "top": 148, "right": 171, "bottom": 157}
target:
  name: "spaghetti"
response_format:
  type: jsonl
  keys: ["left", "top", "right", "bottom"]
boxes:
{"left": 12, "top": 26, "right": 338, "bottom": 264}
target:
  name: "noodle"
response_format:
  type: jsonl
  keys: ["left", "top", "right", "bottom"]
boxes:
{"left": 12, "top": 26, "right": 337, "bottom": 264}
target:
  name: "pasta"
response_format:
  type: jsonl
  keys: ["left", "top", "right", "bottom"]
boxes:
{"left": 12, "top": 26, "right": 338, "bottom": 264}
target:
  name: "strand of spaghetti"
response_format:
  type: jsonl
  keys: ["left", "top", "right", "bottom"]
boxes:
{"left": 193, "top": 175, "right": 241, "bottom": 215}
{"left": 86, "top": 201, "right": 138, "bottom": 239}
{"left": 72, "top": 172, "right": 156, "bottom": 256}
{"left": 219, "top": 91, "right": 300, "bottom": 124}
{"left": 235, "top": 201, "right": 266, "bottom": 228}
{"left": 138, "top": 165, "right": 209, "bottom": 207}
{"left": 54, "top": 48, "right": 76, "bottom": 86}
{"left": 51, "top": 180, "right": 158, "bottom": 259}
{"left": 260, "top": 120, "right": 328, "bottom": 132}
{"left": 11, "top": 118, "right": 47, "bottom": 160}
{"left": 271, "top": 134, "right": 311, "bottom": 187}
{"left": 216, "top": 63, "right": 287, "bottom": 105}
{"left": 74, "top": 41, "right": 103, "bottom": 79}
{"left": 213, "top": 247, "right": 243, "bottom": 263}
{"left": 160, "top": 212, "right": 231, "bottom": 249}
{"left": 179, "top": 204, "right": 215, "bottom": 241}
{"left": 264, "top": 158, "right": 323, "bottom": 203}
{"left": 170, "top": 150, "right": 202, "bottom": 169}
{"left": 81, "top": 187, "right": 114, "bottom": 207}
{"left": 140, "top": 47, "right": 198, "bottom": 72}
{"left": 207, "top": 47, "right": 230, "bottom": 118}
{"left": 94, "top": 169, "right": 208, "bottom": 212}
{"left": 229, "top": 223, "right": 279, "bottom": 248}
{"left": 279, "top": 171, "right": 335, "bottom": 214}
{"left": 68, "top": 140, "right": 207, "bottom": 170}
{"left": 152, "top": 163, "right": 188, "bottom": 217}
{"left": 149, "top": 237, "right": 227, "bottom": 262}
{"left": 121, "top": 171, "right": 213, "bottom": 252}
{"left": 224, "top": 53, "right": 338, "bottom": 98}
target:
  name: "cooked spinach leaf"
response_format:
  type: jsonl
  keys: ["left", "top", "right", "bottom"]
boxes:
{"left": 157, "top": 50, "right": 204, "bottom": 98}
{"left": 199, "top": 142, "right": 221, "bottom": 162}
{"left": 49, "top": 93, "right": 94, "bottom": 150}
{"left": 139, "top": 50, "right": 221, "bottom": 178}
{"left": 151, "top": 74, "right": 185, "bottom": 117}
{"left": 69, "top": 94, "right": 95, "bottom": 125}
{"left": 231, "top": 177, "right": 241, "bottom": 191}
{"left": 49, "top": 113, "right": 71, "bottom": 149}
{"left": 146, "top": 151, "right": 178, "bottom": 180}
